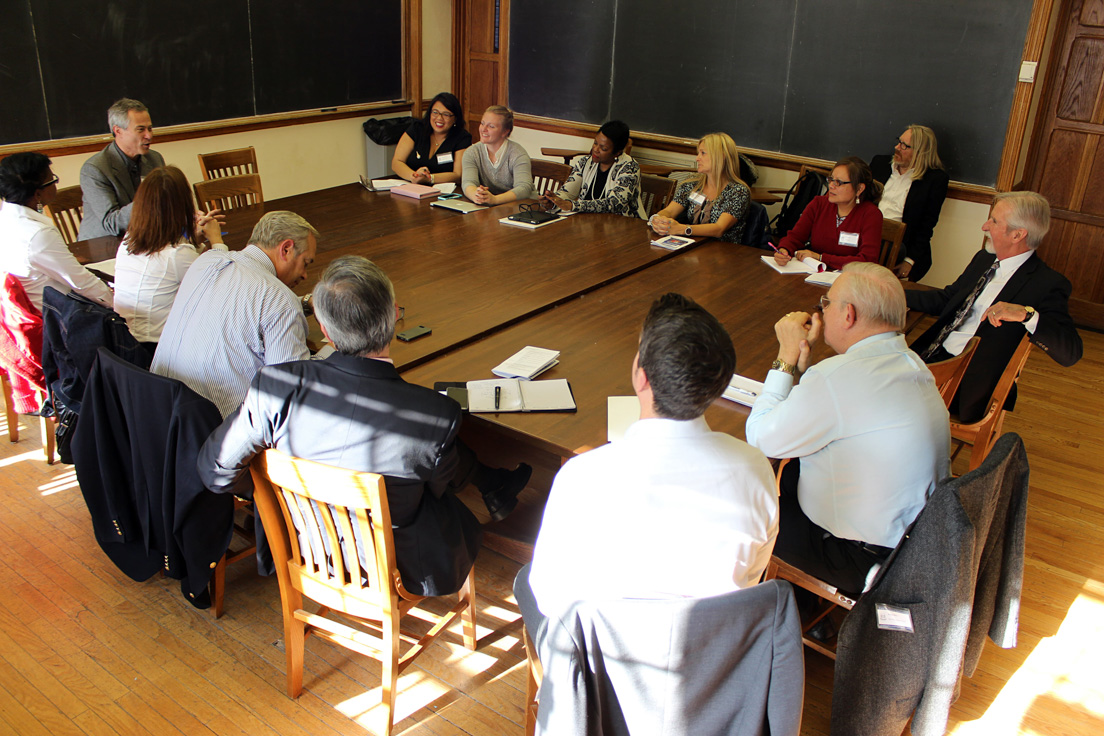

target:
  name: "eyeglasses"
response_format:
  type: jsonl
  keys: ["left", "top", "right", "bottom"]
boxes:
{"left": 895, "top": 138, "right": 913, "bottom": 150}
{"left": 825, "top": 177, "right": 852, "bottom": 188}
{"left": 397, "top": 305, "right": 406, "bottom": 320}
{"left": 430, "top": 109, "right": 455, "bottom": 119}
{"left": 818, "top": 295, "right": 833, "bottom": 311}
{"left": 38, "top": 175, "right": 60, "bottom": 189}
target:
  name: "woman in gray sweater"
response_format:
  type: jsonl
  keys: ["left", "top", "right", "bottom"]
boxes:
{"left": 462, "top": 106, "right": 534, "bottom": 205}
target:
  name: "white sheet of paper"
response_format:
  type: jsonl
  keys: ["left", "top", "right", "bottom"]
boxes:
{"left": 721, "top": 374, "right": 765, "bottom": 407}
{"left": 492, "top": 346, "right": 560, "bottom": 379}
{"left": 607, "top": 396, "right": 640, "bottom": 442}
{"left": 433, "top": 182, "right": 457, "bottom": 194}
{"left": 86, "top": 258, "right": 116, "bottom": 276}
{"left": 467, "top": 379, "right": 523, "bottom": 412}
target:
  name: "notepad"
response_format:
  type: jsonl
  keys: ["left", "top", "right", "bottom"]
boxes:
{"left": 760, "top": 254, "right": 827, "bottom": 274}
{"left": 467, "top": 378, "right": 576, "bottom": 413}
{"left": 720, "top": 373, "right": 766, "bottom": 408}
{"left": 432, "top": 182, "right": 457, "bottom": 194}
{"left": 492, "top": 346, "right": 560, "bottom": 379}
{"left": 804, "top": 270, "right": 841, "bottom": 287}
{"left": 365, "top": 177, "right": 407, "bottom": 190}
{"left": 650, "top": 235, "right": 695, "bottom": 250}
{"left": 431, "top": 199, "right": 486, "bottom": 214}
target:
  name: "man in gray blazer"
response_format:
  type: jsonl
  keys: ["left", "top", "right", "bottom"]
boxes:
{"left": 78, "top": 98, "right": 165, "bottom": 239}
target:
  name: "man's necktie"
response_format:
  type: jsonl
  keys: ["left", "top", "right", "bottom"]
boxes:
{"left": 921, "top": 260, "right": 999, "bottom": 361}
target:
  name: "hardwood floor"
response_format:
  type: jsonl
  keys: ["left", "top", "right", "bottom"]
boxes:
{"left": 1, "top": 329, "right": 1101, "bottom": 735}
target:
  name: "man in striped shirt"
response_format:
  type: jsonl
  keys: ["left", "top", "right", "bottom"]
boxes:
{"left": 152, "top": 211, "right": 317, "bottom": 417}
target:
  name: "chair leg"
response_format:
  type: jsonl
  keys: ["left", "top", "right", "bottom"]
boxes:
{"left": 380, "top": 609, "right": 400, "bottom": 736}
{"left": 40, "top": 414, "right": 55, "bottom": 464}
{"left": 460, "top": 569, "right": 478, "bottom": 651}
{"left": 522, "top": 626, "right": 542, "bottom": 736}
{"left": 210, "top": 555, "right": 227, "bottom": 618}
{"left": 285, "top": 611, "right": 305, "bottom": 699}
{"left": 2, "top": 374, "right": 18, "bottom": 443}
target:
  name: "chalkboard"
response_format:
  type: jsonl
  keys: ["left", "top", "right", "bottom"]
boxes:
{"left": 0, "top": 0, "right": 402, "bottom": 146}
{"left": 510, "top": 0, "right": 1035, "bottom": 186}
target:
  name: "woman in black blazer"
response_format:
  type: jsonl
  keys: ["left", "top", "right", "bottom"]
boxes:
{"left": 870, "top": 124, "right": 949, "bottom": 281}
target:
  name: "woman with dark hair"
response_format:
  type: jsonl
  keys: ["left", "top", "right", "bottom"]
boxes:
{"left": 775, "top": 156, "right": 884, "bottom": 270}
{"left": 391, "top": 92, "right": 472, "bottom": 185}
{"left": 540, "top": 121, "right": 645, "bottom": 218}
{"left": 0, "top": 152, "right": 113, "bottom": 309}
{"left": 113, "top": 165, "right": 225, "bottom": 345}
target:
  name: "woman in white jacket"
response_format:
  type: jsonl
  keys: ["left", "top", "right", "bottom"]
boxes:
{"left": 541, "top": 120, "right": 646, "bottom": 219}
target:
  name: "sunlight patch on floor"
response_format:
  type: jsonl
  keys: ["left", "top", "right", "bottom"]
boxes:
{"left": 40, "top": 469, "right": 79, "bottom": 496}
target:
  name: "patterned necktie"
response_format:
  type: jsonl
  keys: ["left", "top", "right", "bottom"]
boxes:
{"left": 921, "top": 260, "right": 999, "bottom": 361}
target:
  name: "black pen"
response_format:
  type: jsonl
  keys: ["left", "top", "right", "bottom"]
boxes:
{"left": 494, "top": 385, "right": 501, "bottom": 410}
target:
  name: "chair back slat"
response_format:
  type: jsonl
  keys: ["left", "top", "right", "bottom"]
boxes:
{"left": 198, "top": 147, "right": 258, "bottom": 181}
{"left": 43, "top": 185, "right": 85, "bottom": 245}
{"left": 640, "top": 174, "right": 676, "bottom": 217}
{"left": 194, "top": 173, "right": 264, "bottom": 212}
{"left": 879, "top": 219, "right": 907, "bottom": 268}
{"left": 531, "top": 160, "right": 571, "bottom": 198}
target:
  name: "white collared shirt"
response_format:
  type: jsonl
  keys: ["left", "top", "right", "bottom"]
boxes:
{"left": 943, "top": 250, "right": 1040, "bottom": 355}
{"left": 879, "top": 164, "right": 913, "bottom": 221}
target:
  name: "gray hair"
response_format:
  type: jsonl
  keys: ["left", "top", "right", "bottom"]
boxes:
{"left": 993, "top": 191, "right": 1050, "bottom": 250}
{"left": 312, "top": 256, "right": 396, "bottom": 356}
{"left": 840, "top": 262, "right": 906, "bottom": 331}
{"left": 249, "top": 211, "right": 319, "bottom": 254}
{"left": 107, "top": 98, "right": 149, "bottom": 133}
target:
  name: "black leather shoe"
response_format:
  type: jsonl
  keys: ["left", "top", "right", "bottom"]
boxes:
{"left": 481, "top": 463, "right": 533, "bottom": 522}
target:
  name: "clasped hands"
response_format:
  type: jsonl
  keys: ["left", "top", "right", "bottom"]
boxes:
{"left": 649, "top": 215, "right": 679, "bottom": 236}
{"left": 470, "top": 185, "right": 498, "bottom": 205}
{"left": 411, "top": 166, "right": 433, "bottom": 184}
{"left": 195, "top": 208, "right": 225, "bottom": 244}
{"left": 774, "top": 310, "right": 822, "bottom": 374}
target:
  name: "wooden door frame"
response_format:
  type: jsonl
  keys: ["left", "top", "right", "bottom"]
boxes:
{"left": 451, "top": 0, "right": 510, "bottom": 122}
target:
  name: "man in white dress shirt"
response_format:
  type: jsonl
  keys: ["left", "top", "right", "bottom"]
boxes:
{"left": 152, "top": 211, "right": 316, "bottom": 417}
{"left": 746, "top": 263, "right": 950, "bottom": 596}
{"left": 519, "top": 293, "right": 779, "bottom": 635}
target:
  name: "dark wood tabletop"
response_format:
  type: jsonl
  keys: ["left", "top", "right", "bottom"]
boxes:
{"left": 401, "top": 241, "right": 838, "bottom": 457}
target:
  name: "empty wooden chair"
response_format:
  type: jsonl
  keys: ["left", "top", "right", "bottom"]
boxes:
{"left": 43, "top": 185, "right": 85, "bottom": 245}
{"left": 640, "top": 174, "right": 677, "bottom": 217}
{"left": 879, "top": 219, "right": 907, "bottom": 268}
{"left": 531, "top": 160, "right": 571, "bottom": 197}
{"left": 198, "top": 147, "right": 258, "bottom": 181}
{"left": 927, "top": 336, "right": 981, "bottom": 409}
{"left": 193, "top": 173, "right": 263, "bottom": 212}
{"left": 249, "top": 449, "right": 478, "bottom": 736}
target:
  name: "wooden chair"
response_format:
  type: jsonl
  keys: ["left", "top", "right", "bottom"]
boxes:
{"left": 879, "top": 219, "right": 907, "bottom": 268}
{"left": 950, "top": 334, "right": 1032, "bottom": 472}
{"left": 531, "top": 160, "right": 571, "bottom": 197}
{"left": 927, "top": 336, "right": 980, "bottom": 409}
{"left": 0, "top": 372, "right": 55, "bottom": 464}
{"left": 198, "top": 146, "right": 258, "bottom": 180}
{"left": 640, "top": 174, "right": 676, "bottom": 217}
{"left": 249, "top": 449, "right": 478, "bottom": 736}
{"left": 209, "top": 497, "right": 257, "bottom": 618}
{"left": 43, "top": 185, "right": 85, "bottom": 245}
{"left": 193, "top": 173, "right": 263, "bottom": 212}
{"left": 521, "top": 624, "right": 543, "bottom": 736}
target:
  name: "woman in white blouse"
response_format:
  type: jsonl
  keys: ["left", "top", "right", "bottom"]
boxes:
{"left": 114, "top": 166, "right": 226, "bottom": 346}
{"left": 0, "top": 152, "right": 113, "bottom": 310}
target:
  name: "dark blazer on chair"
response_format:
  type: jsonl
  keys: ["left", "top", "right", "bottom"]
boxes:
{"left": 198, "top": 352, "right": 482, "bottom": 598}
{"left": 78, "top": 143, "right": 166, "bottom": 239}
{"left": 907, "top": 249, "right": 1082, "bottom": 423}
{"left": 870, "top": 154, "right": 949, "bottom": 281}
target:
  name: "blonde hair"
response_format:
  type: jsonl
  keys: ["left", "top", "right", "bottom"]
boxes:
{"left": 905, "top": 124, "right": 945, "bottom": 180}
{"left": 840, "top": 262, "right": 906, "bottom": 331}
{"left": 687, "top": 132, "right": 746, "bottom": 193}
{"left": 483, "top": 105, "right": 514, "bottom": 132}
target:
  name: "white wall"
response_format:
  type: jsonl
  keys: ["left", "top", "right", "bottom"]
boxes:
{"left": 422, "top": 0, "right": 453, "bottom": 95}
{"left": 513, "top": 125, "right": 990, "bottom": 287}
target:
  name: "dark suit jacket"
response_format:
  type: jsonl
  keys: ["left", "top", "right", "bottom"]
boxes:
{"left": 907, "top": 249, "right": 1082, "bottom": 422}
{"left": 198, "top": 352, "right": 482, "bottom": 597}
{"left": 871, "top": 154, "right": 949, "bottom": 280}
{"left": 78, "top": 143, "right": 166, "bottom": 239}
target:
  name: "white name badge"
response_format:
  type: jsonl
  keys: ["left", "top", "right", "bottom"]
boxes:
{"left": 875, "top": 603, "right": 915, "bottom": 633}
{"left": 437, "top": 151, "right": 454, "bottom": 165}
{"left": 689, "top": 191, "right": 706, "bottom": 206}
{"left": 839, "top": 231, "right": 860, "bottom": 247}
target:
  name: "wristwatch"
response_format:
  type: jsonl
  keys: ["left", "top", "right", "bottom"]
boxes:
{"left": 1023, "top": 305, "right": 1036, "bottom": 322}
{"left": 684, "top": 226, "right": 693, "bottom": 236}
{"left": 771, "top": 358, "right": 798, "bottom": 376}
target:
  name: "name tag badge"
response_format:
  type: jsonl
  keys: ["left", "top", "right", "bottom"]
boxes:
{"left": 875, "top": 603, "right": 915, "bottom": 633}
{"left": 839, "top": 231, "right": 860, "bottom": 247}
{"left": 689, "top": 191, "right": 706, "bottom": 206}
{"left": 437, "top": 151, "right": 454, "bottom": 165}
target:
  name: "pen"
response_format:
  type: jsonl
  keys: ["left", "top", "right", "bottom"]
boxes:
{"left": 767, "top": 241, "right": 780, "bottom": 252}
{"left": 494, "top": 385, "right": 501, "bottom": 410}
{"left": 727, "top": 386, "right": 758, "bottom": 398}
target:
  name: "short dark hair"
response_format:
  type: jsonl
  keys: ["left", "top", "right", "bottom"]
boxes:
{"left": 0, "top": 152, "right": 52, "bottom": 206}
{"left": 834, "top": 156, "right": 882, "bottom": 205}
{"left": 312, "top": 256, "right": 395, "bottom": 356}
{"left": 424, "top": 92, "right": 466, "bottom": 131}
{"left": 638, "top": 293, "right": 735, "bottom": 420}
{"left": 598, "top": 120, "right": 630, "bottom": 154}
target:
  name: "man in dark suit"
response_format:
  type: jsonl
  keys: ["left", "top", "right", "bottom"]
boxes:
{"left": 908, "top": 190, "right": 1082, "bottom": 423}
{"left": 197, "top": 256, "right": 531, "bottom": 597}
{"left": 871, "top": 124, "right": 950, "bottom": 281}
{"left": 78, "top": 98, "right": 166, "bottom": 239}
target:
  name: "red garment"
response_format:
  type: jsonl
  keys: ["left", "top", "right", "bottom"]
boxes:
{"left": 0, "top": 273, "right": 45, "bottom": 413}
{"left": 778, "top": 195, "right": 883, "bottom": 270}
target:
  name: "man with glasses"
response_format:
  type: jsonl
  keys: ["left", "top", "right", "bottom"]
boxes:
{"left": 746, "top": 263, "right": 949, "bottom": 596}
{"left": 79, "top": 98, "right": 165, "bottom": 239}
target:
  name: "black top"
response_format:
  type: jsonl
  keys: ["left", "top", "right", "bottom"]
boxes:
{"left": 404, "top": 119, "right": 473, "bottom": 174}
{"left": 586, "top": 166, "right": 611, "bottom": 200}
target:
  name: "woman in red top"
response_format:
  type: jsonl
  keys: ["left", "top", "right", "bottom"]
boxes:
{"left": 775, "top": 156, "right": 883, "bottom": 270}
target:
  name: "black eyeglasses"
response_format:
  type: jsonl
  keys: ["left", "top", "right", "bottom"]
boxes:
{"left": 826, "top": 177, "right": 852, "bottom": 188}
{"left": 895, "top": 138, "right": 913, "bottom": 150}
{"left": 38, "top": 175, "right": 60, "bottom": 189}
{"left": 430, "top": 109, "right": 455, "bottom": 119}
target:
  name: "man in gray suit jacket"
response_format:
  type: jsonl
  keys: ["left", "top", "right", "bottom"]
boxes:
{"left": 78, "top": 98, "right": 165, "bottom": 239}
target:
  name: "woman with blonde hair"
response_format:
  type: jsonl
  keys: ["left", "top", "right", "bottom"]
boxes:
{"left": 649, "top": 132, "right": 750, "bottom": 243}
{"left": 113, "top": 165, "right": 226, "bottom": 347}
{"left": 871, "top": 124, "right": 949, "bottom": 281}
{"left": 461, "top": 105, "right": 534, "bottom": 205}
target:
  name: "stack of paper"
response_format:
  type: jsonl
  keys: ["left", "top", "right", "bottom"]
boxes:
{"left": 721, "top": 373, "right": 766, "bottom": 407}
{"left": 760, "top": 254, "right": 827, "bottom": 275}
{"left": 804, "top": 270, "right": 841, "bottom": 287}
{"left": 492, "top": 346, "right": 560, "bottom": 379}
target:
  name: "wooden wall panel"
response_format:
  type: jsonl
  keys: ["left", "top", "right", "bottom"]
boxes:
{"left": 1081, "top": 137, "right": 1104, "bottom": 215}
{"left": 1039, "top": 129, "right": 1087, "bottom": 207}
{"left": 1057, "top": 38, "right": 1104, "bottom": 120}
{"left": 1080, "top": 0, "right": 1104, "bottom": 24}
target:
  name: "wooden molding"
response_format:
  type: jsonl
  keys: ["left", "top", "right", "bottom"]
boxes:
{"left": 407, "top": 0, "right": 423, "bottom": 118}
{"left": 516, "top": 113, "right": 999, "bottom": 204}
{"left": 0, "top": 103, "right": 412, "bottom": 159}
